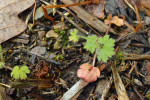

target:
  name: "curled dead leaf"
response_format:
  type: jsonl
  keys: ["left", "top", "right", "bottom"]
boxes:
{"left": 105, "top": 16, "right": 124, "bottom": 26}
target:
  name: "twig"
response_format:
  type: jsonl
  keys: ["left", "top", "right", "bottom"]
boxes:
{"left": 0, "top": 83, "right": 11, "bottom": 88}
{"left": 120, "top": 15, "right": 135, "bottom": 31}
{"left": 128, "top": 61, "right": 135, "bottom": 75}
{"left": 134, "top": 4, "right": 142, "bottom": 32}
{"left": 42, "top": 5, "right": 55, "bottom": 24}
{"left": 61, "top": 7, "right": 84, "bottom": 25}
{"left": 60, "top": 79, "right": 88, "bottom": 100}
{"left": 132, "top": 83, "right": 144, "bottom": 100}
{"left": 124, "top": 20, "right": 135, "bottom": 31}
{"left": 92, "top": 53, "right": 97, "bottom": 66}
{"left": 115, "top": 46, "right": 119, "bottom": 53}
{"left": 33, "top": 0, "right": 36, "bottom": 26}
{"left": 111, "top": 61, "right": 129, "bottom": 100}
{"left": 115, "top": 31, "right": 136, "bottom": 43}
{"left": 86, "top": 24, "right": 101, "bottom": 36}
{"left": 100, "top": 76, "right": 113, "bottom": 100}
{"left": 105, "top": 23, "right": 111, "bottom": 35}
{"left": 124, "top": 0, "right": 135, "bottom": 12}
{"left": 61, "top": 0, "right": 116, "bottom": 34}
{"left": 53, "top": 0, "right": 57, "bottom": 16}
{"left": 105, "top": 14, "right": 112, "bottom": 35}
{"left": 56, "top": 10, "right": 88, "bottom": 35}
{"left": 124, "top": 53, "right": 150, "bottom": 60}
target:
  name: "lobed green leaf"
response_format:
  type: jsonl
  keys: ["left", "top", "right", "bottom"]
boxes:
{"left": 84, "top": 35, "right": 98, "bottom": 53}
{"left": 13, "top": 72, "right": 20, "bottom": 80}
{"left": 11, "top": 65, "right": 30, "bottom": 80}
{"left": 20, "top": 66, "right": 30, "bottom": 73}
{"left": 97, "top": 35, "right": 115, "bottom": 62}
{"left": 20, "top": 73, "right": 27, "bottom": 80}
{"left": 69, "top": 29, "right": 79, "bottom": 42}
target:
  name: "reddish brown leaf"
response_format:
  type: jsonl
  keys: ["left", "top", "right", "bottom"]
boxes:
{"left": 77, "top": 63, "right": 100, "bottom": 82}
{"left": 33, "top": 60, "right": 49, "bottom": 78}
{"left": 77, "top": 63, "right": 93, "bottom": 79}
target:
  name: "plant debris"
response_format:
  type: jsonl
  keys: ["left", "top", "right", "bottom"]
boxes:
{"left": 0, "top": 0, "right": 150, "bottom": 100}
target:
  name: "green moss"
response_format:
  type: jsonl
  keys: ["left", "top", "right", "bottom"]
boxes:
{"left": 55, "top": 54, "right": 64, "bottom": 60}
{"left": 116, "top": 51, "right": 125, "bottom": 64}
{"left": 54, "top": 29, "right": 69, "bottom": 47}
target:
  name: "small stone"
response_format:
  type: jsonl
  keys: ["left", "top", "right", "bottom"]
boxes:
{"left": 53, "top": 41, "right": 62, "bottom": 50}
{"left": 46, "top": 30, "right": 58, "bottom": 38}
{"left": 38, "top": 31, "right": 46, "bottom": 40}
{"left": 40, "top": 40, "right": 47, "bottom": 46}
{"left": 31, "top": 46, "right": 46, "bottom": 56}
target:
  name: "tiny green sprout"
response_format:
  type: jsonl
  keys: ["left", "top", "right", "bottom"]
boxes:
{"left": 69, "top": 29, "right": 79, "bottom": 42}
{"left": 69, "top": 29, "right": 115, "bottom": 63}
{"left": 55, "top": 54, "right": 64, "bottom": 60}
{"left": 117, "top": 51, "right": 124, "bottom": 60}
{"left": 116, "top": 51, "right": 125, "bottom": 64}
{"left": 54, "top": 29, "right": 59, "bottom": 33}
{"left": 11, "top": 66, "right": 30, "bottom": 80}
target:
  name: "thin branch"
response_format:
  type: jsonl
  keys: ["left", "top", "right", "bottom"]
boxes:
{"left": 56, "top": 10, "right": 88, "bottom": 35}
{"left": 33, "top": 0, "right": 36, "bottom": 26}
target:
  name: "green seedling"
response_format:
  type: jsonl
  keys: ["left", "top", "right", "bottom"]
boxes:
{"left": 69, "top": 29, "right": 79, "bottom": 42}
{"left": 55, "top": 54, "right": 64, "bottom": 60}
{"left": 69, "top": 29, "right": 115, "bottom": 63}
{"left": 11, "top": 66, "right": 30, "bottom": 80}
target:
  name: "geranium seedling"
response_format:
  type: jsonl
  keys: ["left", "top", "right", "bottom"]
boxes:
{"left": 77, "top": 63, "right": 100, "bottom": 82}
{"left": 11, "top": 66, "right": 30, "bottom": 80}
{"left": 69, "top": 29, "right": 115, "bottom": 63}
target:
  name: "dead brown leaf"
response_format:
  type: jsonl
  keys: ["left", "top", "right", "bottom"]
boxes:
{"left": 105, "top": 16, "right": 124, "bottom": 26}
{"left": 87, "top": 0, "right": 105, "bottom": 19}
{"left": 0, "top": 0, "right": 34, "bottom": 43}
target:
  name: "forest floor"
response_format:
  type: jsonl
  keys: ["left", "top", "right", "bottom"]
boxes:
{"left": 0, "top": 0, "right": 150, "bottom": 100}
